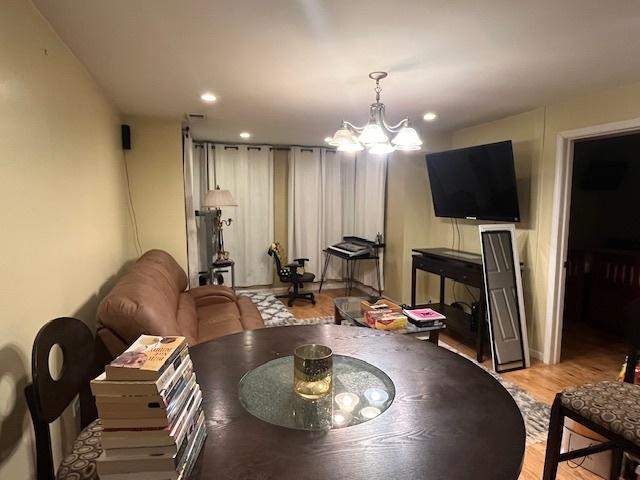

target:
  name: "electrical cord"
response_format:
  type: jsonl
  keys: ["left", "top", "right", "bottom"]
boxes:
{"left": 122, "top": 150, "right": 143, "bottom": 255}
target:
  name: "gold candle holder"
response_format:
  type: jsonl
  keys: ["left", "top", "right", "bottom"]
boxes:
{"left": 293, "top": 344, "right": 333, "bottom": 400}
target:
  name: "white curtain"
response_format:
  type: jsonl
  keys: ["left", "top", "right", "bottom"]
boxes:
{"left": 352, "top": 151, "right": 387, "bottom": 290}
{"left": 182, "top": 131, "right": 200, "bottom": 287}
{"left": 288, "top": 148, "right": 386, "bottom": 291}
{"left": 193, "top": 145, "right": 209, "bottom": 274}
{"left": 287, "top": 148, "right": 345, "bottom": 278}
{"left": 214, "top": 145, "right": 274, "bottom": 287}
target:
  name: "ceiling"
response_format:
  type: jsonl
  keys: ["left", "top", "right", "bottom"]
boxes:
{"left": 34, "top": 0, "right": 640, "bottom": 145}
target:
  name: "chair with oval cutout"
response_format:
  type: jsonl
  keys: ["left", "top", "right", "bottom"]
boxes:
{"left": 24, "top": 317, "right": 103, "bottom": 480}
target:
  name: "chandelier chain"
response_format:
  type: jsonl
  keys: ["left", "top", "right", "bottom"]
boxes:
{"left": 374, "top": 79, "right": 382, "bottom": 103}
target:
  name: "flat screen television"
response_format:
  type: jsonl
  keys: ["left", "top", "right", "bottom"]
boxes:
{"left": 425, "top": 140, "right": 520, "bottom": 222}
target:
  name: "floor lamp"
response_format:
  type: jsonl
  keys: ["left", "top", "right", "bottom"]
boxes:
{"left": 203, "top": 186, "right": 237, "bottom": 261}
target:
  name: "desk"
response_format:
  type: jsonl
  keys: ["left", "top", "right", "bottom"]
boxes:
{"left": 319, "top": 249, "right": 382, "bottom": 296}
{"left": 188, "top": 325, "right": 525, "bottom": 480}
{"left": 411, "top": 248, "right": 488, "bottom": 362}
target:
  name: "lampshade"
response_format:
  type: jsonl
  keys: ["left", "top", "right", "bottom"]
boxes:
{"left": 331, "top": 127, "right": 356, "bottom": 145}
{"left": 358, "top": 123, "right": 388, "bottom": 146}
{"left": 395, "top": 144, "right": 422, "bottom": 151}
{"left": 368, "top": 142, "right": 395, "bottom": 155}
{"left": 391, "top": 126, "right": 422, "bottom": 148}
{"left": 203, "top": 188, "right": 237, "bottom": 208}
{"left": 337, "top": 142, "right": 365, "bottom": 152}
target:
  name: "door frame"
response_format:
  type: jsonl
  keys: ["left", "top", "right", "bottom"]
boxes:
{"left": 543, "top": 117, "right": 640, "bottom": 364}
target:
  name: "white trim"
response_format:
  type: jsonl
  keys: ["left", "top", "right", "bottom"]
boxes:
{"left": 479, "top": 224, "right": 530, "bottom": 370}
{"left": 543, "top": 117, "right": 640, "bottom": 364}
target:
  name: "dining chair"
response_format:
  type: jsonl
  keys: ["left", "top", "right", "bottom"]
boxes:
{"left": 542, "top": 299, "right": 640, "bottom": 479}
{"left": 24, "top": 317, "right": 103, "bottom": 480}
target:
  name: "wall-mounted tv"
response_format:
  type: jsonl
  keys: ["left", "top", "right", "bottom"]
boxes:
{"left": 425, "top": 140, "right": 520, "bottom": 222}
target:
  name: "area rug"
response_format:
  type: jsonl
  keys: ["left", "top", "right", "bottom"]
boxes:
{"left": 245, "top": 292, "right": 550, "bottom": 445}
{"left": 244, "top": 292, "right": 347, "bottom": 327}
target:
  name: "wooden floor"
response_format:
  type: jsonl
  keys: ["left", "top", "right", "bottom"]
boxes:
{"left": 286, "top": 289, "right": 628, "bottom": 480}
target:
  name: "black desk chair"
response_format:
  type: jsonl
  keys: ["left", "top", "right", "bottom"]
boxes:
{"left": 25, "top": 317, "right": 103, "bottom": 480}
{"left": 268, "top": 242, "right": 316, "bottom": 307}
{"left": 543, "top": 299, "right": 640, "bottom": 479}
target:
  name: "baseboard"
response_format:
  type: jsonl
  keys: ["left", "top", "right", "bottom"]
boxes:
{"left": 529, "top": 347, "right": 543, "bottom": 361}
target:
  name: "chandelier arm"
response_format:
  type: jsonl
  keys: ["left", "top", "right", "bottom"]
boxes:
{"left": 342, "top": 121, "right": 366, "bottom": 133}
{"left": 381, "top": 117, "right": 409, "bottom": 133}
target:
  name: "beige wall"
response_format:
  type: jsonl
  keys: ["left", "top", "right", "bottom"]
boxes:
{"left": 448, "top": 109, "right": 546, "bottom": 353}
{"left": 122, "top": 116, "right": 187, "bottom": 270}
{"left": 0, "top": 1, "right": 136, "bottom": 478}
{"left": 383, "top": 133, "right": 451, "bottom": 304}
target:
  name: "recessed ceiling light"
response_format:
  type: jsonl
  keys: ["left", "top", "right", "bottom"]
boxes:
{"left": 239, "top": 132, "right": 251, "bottom": 139}
{"left": 324, "top": 137, "right": 333, "bottom": 143}
{"left": 423, "top": 112, "right": 437, "bottom": 122}
{"left": 200, "top": 92, "right": 217, "bottom": 103}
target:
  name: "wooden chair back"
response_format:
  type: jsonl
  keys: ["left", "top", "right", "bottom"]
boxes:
{"left": 24, "top": 317, "right": 95, "bottom": 480}
{"left": 623, "top": 299, "right": 640, "bottom": 383}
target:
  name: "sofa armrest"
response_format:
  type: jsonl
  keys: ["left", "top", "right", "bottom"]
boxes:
{"left": 96, "top": 326, "right": 129, "bottom": 360}
{"left": 188, "top": 285, "right": 237, "bottom": 307}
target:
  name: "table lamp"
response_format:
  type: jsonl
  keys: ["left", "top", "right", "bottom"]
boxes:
{"left": 203, "top": 186, "right": 237, "bottom": 260}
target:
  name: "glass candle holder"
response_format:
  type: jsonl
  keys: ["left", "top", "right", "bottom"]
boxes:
{"left": 294, "top": 344, "right": 333, "bottom": 400}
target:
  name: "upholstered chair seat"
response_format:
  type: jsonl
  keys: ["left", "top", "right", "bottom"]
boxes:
{"left": 560, "top": 381, "right": 640, "bottom": 445}
{"left": 55, "top": 419, "right": 103, "bottom": 480}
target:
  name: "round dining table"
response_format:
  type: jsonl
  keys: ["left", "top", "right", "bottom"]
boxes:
{"left": 188, "top": 325, "right": 525, "bottom": 479}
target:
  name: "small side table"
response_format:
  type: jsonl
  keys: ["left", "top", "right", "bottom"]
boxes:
{"left": 210, "top": 259, "right": 235, "bottom": 290}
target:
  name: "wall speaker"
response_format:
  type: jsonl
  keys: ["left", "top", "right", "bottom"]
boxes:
{"left": 121, "top": 124, "right": 131, "bottom": 150}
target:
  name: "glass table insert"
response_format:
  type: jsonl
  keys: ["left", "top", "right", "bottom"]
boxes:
{"left": 238, "top": 354, "right": 395, "bottom": 431}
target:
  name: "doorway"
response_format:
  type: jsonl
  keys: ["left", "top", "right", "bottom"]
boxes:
{"left": 561, "top": 133, "right": 640, "bottom": 363}
{"left": 544, "top": 117, "right": 640, "bottom": 365}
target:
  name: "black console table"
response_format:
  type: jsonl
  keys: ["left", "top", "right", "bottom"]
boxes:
{"left": 411, "top": 248, "right": 488, "bottom": 362}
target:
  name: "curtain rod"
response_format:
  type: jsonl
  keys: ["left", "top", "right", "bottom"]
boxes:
{"left": 192, "top": 140, "right": 336, "bottom": 151}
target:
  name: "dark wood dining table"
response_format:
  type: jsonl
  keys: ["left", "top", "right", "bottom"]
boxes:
{"left": 188, "top": 325, "right": 525, "bottom": 480}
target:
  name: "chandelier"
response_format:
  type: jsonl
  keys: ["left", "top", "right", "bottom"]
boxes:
{"left": 329, "top": 71, "right": 423, "bottom": 154}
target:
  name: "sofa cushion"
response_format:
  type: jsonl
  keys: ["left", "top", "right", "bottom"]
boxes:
{"left": 237, "top": 295, "right": 266, "bottom": 330}
{"left": 196, "top": 302, "right": 244, "bottom": 343}
{"left": 176, "top": 293, "right": 198, "bottom": 345}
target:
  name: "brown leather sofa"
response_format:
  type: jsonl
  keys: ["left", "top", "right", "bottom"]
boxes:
{"left": 96, "top": 249, "right": 264, "bottom": 358}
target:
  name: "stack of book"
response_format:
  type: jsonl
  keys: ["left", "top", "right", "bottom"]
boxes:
{"left": 402, "top": 307, "right": 446, "bottom": 328}
{"left": 91, "top": 335, "right": 206, "bottom": 480}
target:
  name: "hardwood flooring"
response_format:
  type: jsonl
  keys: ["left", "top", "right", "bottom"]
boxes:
{"left": 284, "top": 289, "right": 629, "bottom": 480}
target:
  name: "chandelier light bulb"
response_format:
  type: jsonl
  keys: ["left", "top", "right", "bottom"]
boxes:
{"left": 358, "top": 123, "right": 388, "bottom": 146}
{"left": 368, "top": 142, "right": 395, "bottom": 155}
{"left": 337, "top": 142, "right": 365, "bottom": 152}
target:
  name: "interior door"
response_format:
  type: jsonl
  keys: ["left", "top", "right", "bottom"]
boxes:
{"left": 481, "top": 230, "right": 525, "bottom": 369}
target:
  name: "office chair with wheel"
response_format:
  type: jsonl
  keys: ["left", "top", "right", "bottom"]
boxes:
{"left": 268, "top": 242, "right": 316, "bottom": 307}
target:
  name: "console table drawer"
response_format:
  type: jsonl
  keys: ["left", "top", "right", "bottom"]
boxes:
{"left": 413, "top": 255, "right": 483, "bottom": 287}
